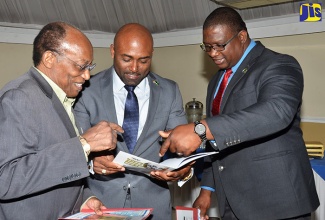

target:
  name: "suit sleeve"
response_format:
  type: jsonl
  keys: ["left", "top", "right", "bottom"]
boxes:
{"left": 165, "top": 82, "right": 187, "bottom": 130}
{"left": 74, "top": 95, "right": 92, "bottom": 133}
{"left": 0, "top": 89, "right": 90, "bottom": 200}
{"left": 200, "top": 154, "right": 215, "bottom": 188}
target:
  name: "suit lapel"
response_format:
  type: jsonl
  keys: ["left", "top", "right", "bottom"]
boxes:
{"left": 220, "top": 42, "right": 265, "bottom": 113}
{"left": 133, "top": 73, "right": 160, "bottom": 155}
{"left": 100, "top": 68, "right": 129, "bottom": 152}
{"left": 207, "top": 71, "right": 223, "bottom": 116}
{"left": 53, "top": 96, "right": 77, "bottom": 138}
{"left": 30, "top": 68, "right": 77, "bottom": 138}
{"left": 101, "top": 68, "right": 119, "bottom": 124}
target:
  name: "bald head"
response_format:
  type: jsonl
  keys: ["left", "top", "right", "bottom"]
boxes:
{"left": 114, "top": 23, "right": 153, "bottom": 51}
{"left": 111, "top": 23, "right": 153, "bottom": 86}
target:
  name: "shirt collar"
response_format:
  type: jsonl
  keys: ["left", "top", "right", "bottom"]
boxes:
{"left": 112, "top": 67, "right": 148, "bottom": 93}
{"left": 231, "top": 39, "right": 256, "bottom": 73}
{"left": 34, "top": 67, "right": 75, "bottom": 106}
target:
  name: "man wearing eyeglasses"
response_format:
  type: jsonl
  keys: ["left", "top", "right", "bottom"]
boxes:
{"left": 0, "top": 21, "right": 123, "bottom": 220}
{"left": 160, "top": 7, "right": 319, "bottom": 220}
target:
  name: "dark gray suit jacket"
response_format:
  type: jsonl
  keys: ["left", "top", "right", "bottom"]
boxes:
{"left": 0, "top": 68, "right": 92, "bottom": 220}
{"left": 202, "top": 42, "right": 319, "bottom": 219}
{"left": 74, "top": 67, "right": 187, "bottom": 220}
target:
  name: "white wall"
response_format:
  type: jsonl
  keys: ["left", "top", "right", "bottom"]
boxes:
{"left": 1, "top": 13, "right": 324, "bottom": 122}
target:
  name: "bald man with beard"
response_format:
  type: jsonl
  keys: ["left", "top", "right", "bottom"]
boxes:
{"left": 74, "top": 23, "right": 191, "bottom": 220}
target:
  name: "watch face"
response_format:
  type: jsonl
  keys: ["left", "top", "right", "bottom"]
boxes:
{"left": 195, "top": 124, "right": 206, "bottom": 135}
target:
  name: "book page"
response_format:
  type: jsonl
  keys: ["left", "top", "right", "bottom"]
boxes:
{"left": 113, "top": 151, "right": 170, "bottom": 175}
{"left": 113, "top": 151, "right": 218, "bottom": 174}
{"left": 159, "top": 151, "right": 218, "bottom": 169}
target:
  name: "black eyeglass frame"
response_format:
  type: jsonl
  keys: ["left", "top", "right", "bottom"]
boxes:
{"left": 52, "top": 51, "right": 96, "bottom": 71}
{"left": 200, "top": 31, "right": 240, "bottom": 52}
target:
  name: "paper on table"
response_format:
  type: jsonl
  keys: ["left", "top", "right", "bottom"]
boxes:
{"left": 113, "top": 151, "right": 218, "bottom": 175}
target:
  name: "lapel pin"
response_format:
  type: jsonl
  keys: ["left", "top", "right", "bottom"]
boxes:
{"left": 153, "top": 80, "right": 159, "bottom": 85}
{"left": 242, "top": 68, "right": 248, "bottom": 74}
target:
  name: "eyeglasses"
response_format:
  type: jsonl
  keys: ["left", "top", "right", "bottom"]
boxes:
{"left": 54, "top": 52, "right": 96, "bottom": 71}
{"left": 200, "top": 32, "right": 240, "bottom": 53}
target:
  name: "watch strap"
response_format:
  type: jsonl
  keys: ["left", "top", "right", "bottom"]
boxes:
{"left": 194, "top": 121, "right": 207, "bottom": 142}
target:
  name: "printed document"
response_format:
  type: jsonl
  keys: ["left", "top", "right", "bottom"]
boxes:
{"left": 113, "top": 151, "right": 218, "bottom": 175}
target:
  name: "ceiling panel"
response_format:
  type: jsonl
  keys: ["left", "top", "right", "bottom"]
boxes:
{"left": 0, "top": 0, "right": 321, "bottom": 34}
{"left": 212, "top": 0, "right": 298, "bottom": 9}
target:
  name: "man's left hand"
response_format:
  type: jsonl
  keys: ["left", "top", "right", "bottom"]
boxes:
{"left": 82, "top": 197, "right": 106, "bottom": 215}
{"left": 150, "top": 163, "right": 193, "bottom": 182}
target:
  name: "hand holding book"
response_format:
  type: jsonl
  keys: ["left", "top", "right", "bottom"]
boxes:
{"left": 113, "top": 151, "right": 218, "bottom": 175}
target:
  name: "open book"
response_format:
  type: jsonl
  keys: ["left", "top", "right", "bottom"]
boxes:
{"left": 113, "top": 150, "right": 218, "bottom": 175}
{"left": 58, "top": 208, "right": 153, "bottom": 220}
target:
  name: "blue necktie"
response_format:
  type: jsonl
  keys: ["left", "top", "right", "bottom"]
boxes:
{"left": 122, "top": 85, "right": 139, "bottom": 153}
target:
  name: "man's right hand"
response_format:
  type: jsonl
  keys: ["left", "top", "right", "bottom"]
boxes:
{"left": 93, "top": 154, "right": 125, "bottom": 175}
{"left": 82, "top": 121, "right": 124, "bottom": 152}
{"left": 159, "top": 123, "right": 202, "bottom": 157}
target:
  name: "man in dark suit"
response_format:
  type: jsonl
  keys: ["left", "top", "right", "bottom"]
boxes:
{"left": 160, "top": 7, "right": 319, "bottom": 220}
{"left": 74, "top": 23, "right": 191, "bottom": 220}
{"left": 0, "top": 22, "right": 123, "bottom": 220}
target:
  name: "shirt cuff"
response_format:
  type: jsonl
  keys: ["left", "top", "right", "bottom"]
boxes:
{"left": 201, "top": 186, "right": 215, "bottom": 192}
{"left": 88, "top": 160, "right": 95, "bottom": 175}
{"left": 79, "top": 136, "right": 90, "bottom": 162}
{"left": 83, "top": 149, "right": 89, "bottom": 162}
{"left": 178, "top": 168, "right": 194, "bottom": 187}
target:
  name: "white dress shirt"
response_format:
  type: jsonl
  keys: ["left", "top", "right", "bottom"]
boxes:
{"left": 112, "top": 69, "right": 150, "bottom": 139}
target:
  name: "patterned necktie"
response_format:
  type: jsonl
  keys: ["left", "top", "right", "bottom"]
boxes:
{"left": 212, "top": 68, "right": 233, "bottom": 115}
{"left": 122, "top": 85, "right": 139, "bottom": 153}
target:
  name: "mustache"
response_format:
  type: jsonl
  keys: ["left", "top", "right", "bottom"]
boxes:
{"left": 125, "top": 72, "right": 139, "bottom": 75}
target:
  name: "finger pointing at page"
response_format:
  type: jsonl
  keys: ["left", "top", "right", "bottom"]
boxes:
{"left": 159, "top": 130, "right": 172, "bottom": 157}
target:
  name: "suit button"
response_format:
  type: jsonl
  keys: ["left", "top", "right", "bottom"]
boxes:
{"left": 218, "top": 166, "right": 224, "bottom": 171}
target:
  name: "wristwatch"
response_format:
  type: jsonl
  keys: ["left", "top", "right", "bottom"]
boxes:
{"left": 194, "top": 121, "right": 207, "bottom": 142}
{"left": 79, "top": 136, "right": 91, "bottom": 156}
